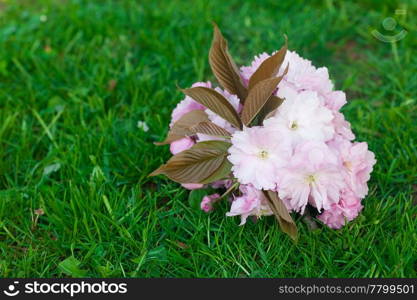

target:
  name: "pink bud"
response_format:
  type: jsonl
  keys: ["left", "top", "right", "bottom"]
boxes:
{"left": 170, "top": 137, "right": 194, "bottom": 155}
{"left": 200, "top": 193, "right": 220, "bottom": 213}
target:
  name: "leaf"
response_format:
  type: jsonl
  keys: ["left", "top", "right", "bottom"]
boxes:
{"left": 58, "top": 256, "right": 88, "bottom": 278}
{"left": 257, "top": 65, "right": 289, "bottom": 125}
{"left": 248, "top": 36, "right": 288, "bottom": 89}
{"left": 257, "top": 96, "right": 284, "bottom": 124}
{"left": 209, "top": 23, "right": 247, "bottom": 101}
{"left": 182, "top": 86, "right": 242, "bottom": 129}
{"left": 200, "top": 157, "right": 232, "bottom": 184}
{"left": 149, "top": 141, "right": 231, "bottom": 184}
{"left": 190, "top": 121, "right": 231, "bottom": 138}
{"left": 155, "top": 110, "right": 209, "bottom": 145}
{"left": 241, "top": 76, "right": 284, "bottom": 126}
{"left": 263, "top": 190, "right": 298, "bottom": 241}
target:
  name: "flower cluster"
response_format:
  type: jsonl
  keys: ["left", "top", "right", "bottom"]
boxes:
{"left": 151, "top": 25, "right": 376, "bottom": 238}
{"left": 234, "top": 51, "right": 376, "bottom": 228}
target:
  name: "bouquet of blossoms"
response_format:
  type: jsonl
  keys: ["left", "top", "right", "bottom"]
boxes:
{"left": 150, "top": 25, "right": 376, "bottom": 240}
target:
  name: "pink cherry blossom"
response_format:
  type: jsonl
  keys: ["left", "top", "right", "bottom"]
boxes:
{"left": 200, "top": 193, "right": 220, "bottom": 212}
{"left": 228, "top": 126, "right": 292, "bottom": 190}
{"left": 170, "top": 81, "right": 211, "bottom": 127}
{"left": 277, "top": 141, "right": 346, "bottom": 213}
{"left": 318, "top": 189, "right": 363, "bottom": 229}
{"left": 264, "top": 86, "right": 334, "bottom": 146}
{"left": 328, "top": 137, "right": 376, "bottom": 198}
{"left": 226, "top": 184, "right": 273, "bottom": 224}
{"left": 241, "top": 50, "right": 333, "bottom": 96}
{"left": 277, "top": 50, "right": 333, "bottom": 96}
{"left": 332, "top": 111, "right": 355, "bottom": 141}
{"left": 323, "top": 90, "right": 347, "bottom": 111}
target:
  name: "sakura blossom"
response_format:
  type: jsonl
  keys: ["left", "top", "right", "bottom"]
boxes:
{"left": 227, "top": 126, "right": 292, "bottom": 190}
{"left": 264, "top": 85, "right": 334, "bottom": 146}
{"left": 277, "top": 141, "right": 346, "bottom": 213}
{"left": 328, "top": 137, "right": 376, "bottom": 198}
{"left": 318, "top": 189, "right": 363, "bottom": 229}
{"left": 332, "top": 111, "right": 355, "bottom": 141}
{"left": 241, "top": 50, "right": 334, "bottom": 96}
{"left": 226, "top": 184, "right": 273, "bottom": 225}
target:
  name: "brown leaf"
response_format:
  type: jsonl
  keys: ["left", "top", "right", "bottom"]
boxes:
{"left": 248, "top": 36, "right": 287, "bottom": 89}
{"left": 182, "top": 86, "right": 242, "bottom": 129}
{"left": 200, "top": 156, "right": 232, "bottom": 184}
{"left": 149, "top": 141, "right": 231, "bottom": 184}
{"left": 241, "top": 76, "right": 284, "bottom": 126}
{"left": 190, "top": 121, "right": 231, "bottom": 138}
{"left": 263, "top": 190, "right": 298, "bottom": 241}
{"left": 257, "top": 96, "right": 284, "bottom": 124}
{"left": 258, "top": 65, "right": 289, "bottom": 124}
{"left": 155, "top": 110, "right": 209, "bottom": 145}
{"left": 209, "top": 24, "right": 247, "bottom": 101}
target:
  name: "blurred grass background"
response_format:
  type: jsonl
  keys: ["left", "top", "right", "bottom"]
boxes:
{"left": 0, "top": 0, "right": 416, "bottom": 277}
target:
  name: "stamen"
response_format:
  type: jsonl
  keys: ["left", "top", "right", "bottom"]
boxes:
{"left": 289, "top": 121, "right": 298, "bottom": 130}
{"left": 306, "top": 174, "right": 316, "bottom": 183}
{"left": 258, "top": 150, "right": 269, "bottom": 160}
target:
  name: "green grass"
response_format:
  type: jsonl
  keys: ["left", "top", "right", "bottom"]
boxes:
{"left": 0, "top": 0, "right": 416, "bottom": 278}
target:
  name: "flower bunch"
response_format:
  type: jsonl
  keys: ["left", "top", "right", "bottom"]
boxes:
{"left": 150, "top": 25, "right": 376, "bottom": 239}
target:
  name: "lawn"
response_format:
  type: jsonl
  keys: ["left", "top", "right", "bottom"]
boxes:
{"left": 0, "top": 0, "right": 416, "bottom": 277}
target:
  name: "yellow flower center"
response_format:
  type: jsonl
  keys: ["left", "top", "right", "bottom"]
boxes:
{"left": 289, "top": 121, "right": 298, "bottom": 130}
{"left": 306, "top": 174, "right": 316, "bottom": 183}
{"left": 258, "top": 150, "right": 269, "bottom": 160}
